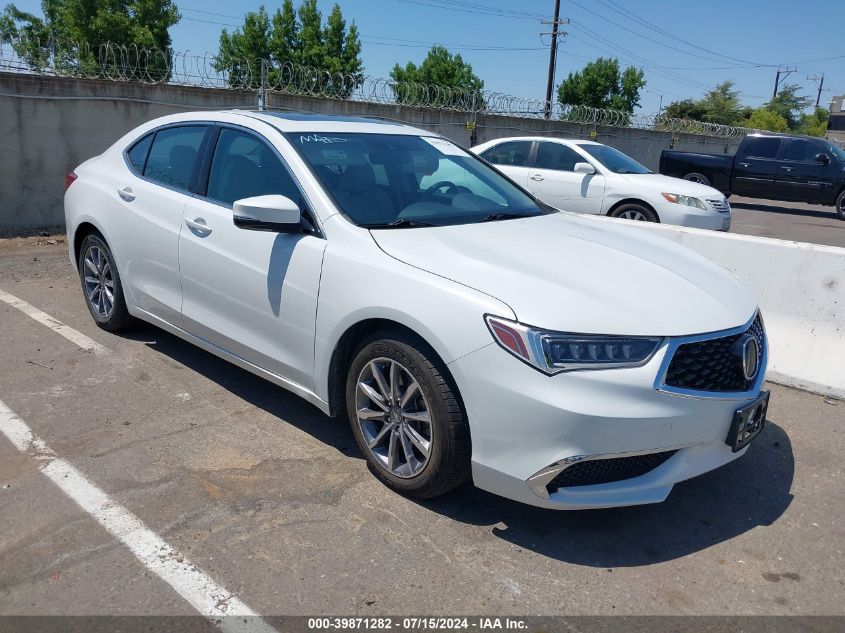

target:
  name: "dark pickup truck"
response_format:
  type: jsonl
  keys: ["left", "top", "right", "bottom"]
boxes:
{"left": 660, "top": 134, "right": 845, "bottom": 219}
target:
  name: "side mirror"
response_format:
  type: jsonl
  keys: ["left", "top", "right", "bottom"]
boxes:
{"left": 233, "top": 195, "right": 302, "bottom": 232}
{"left": 815, "top": 152, "right": 830, "bottom": 165}
{"left": 574, "top": 162, "right": 596, "bottom": 175}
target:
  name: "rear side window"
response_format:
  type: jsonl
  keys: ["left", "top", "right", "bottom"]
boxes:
{"left": 481, "top": 140, "right": 532, "bottom": 167}
{"left": 743, "top": 137, "right": 781, "bottom": 159}
{"left": 144, "top": 126, "right": 207, "bottom": 190}
{"left": 127, "top": 134, "right": 153, "bottom": 173}
{"left": 535, "top": 142, "right": 582, "bottom": 171}
{"left": 206, "top": 128, "right": 301, "bottom": 207}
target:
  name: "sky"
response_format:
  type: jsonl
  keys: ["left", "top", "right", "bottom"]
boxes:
{"left": 11, "top": 0, "right": 845, "bottom": 114}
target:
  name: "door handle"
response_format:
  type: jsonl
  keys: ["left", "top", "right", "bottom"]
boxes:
{"left": 185, "top": 217, "right": 212, "bottom": 235}
{"left": 117, "top": 186, "right": 135, "bottom": 202}
{"left": 530, "top": 173, "right": 544, "bottom": 181}
{"left": 780, "top": 166, "right": 793, "bottom": 172}
{"left": 738, "top": 163, "right": 750, "bottom": 168}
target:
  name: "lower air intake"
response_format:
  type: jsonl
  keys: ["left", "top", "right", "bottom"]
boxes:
{"left": 546, "top": 450, "right": 678, "bottom": 494}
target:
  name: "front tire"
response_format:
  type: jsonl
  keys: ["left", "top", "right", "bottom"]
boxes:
{"left": 345, "top": 333, "right": 471, "bottom": 499}
{"left": 609, "top": 202, "right": 658, "bottom": 222}
{"left": 836, "top": 189, "right": 845, "bottom": 221}
{"left": 77, "top": 233, "right": 132, "bottom": 331}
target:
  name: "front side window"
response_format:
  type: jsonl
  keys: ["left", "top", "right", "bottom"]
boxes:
{"left": 207, "top": 129, "right": 301, "bottom": 206}
{"left": 144, "top": 126, "right": 207, "bottom": 190}
{"left": 535, "top": 142, "right": 583, "bottom": 171}
{"left": 782, "top": 140, "right": 818, "bottom": 162}
{"left": 480, "top": 140, "right": 532, "bottom": 167}
{"left": 578, "top": 144, "right": 650, "bottom": 174}
{"left": 288, "top": 133, "right": 548, "bottom": 227}
{"left": 743, "top": 137, "right": 781, "bottom": 160}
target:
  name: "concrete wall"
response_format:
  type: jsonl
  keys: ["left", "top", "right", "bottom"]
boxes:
{"left": 1, "top": 72, "right": 741, "bottom": 230}
{"left": 593, "top": 215, "right": 845, "bottom": 398}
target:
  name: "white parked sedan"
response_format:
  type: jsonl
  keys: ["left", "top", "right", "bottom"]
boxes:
{"left": 65, "top": 111, "right": 768, "bottom": 509}
{"left": 471, "top": 137, "right": 732, "bottom": 231}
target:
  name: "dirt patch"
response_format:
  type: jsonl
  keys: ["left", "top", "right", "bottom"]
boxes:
{"left": 0, "top": 233, "right": 67, "bottom": 254}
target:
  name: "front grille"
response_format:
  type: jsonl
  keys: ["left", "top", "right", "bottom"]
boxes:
{"left": 546, "top": 450, "right": 678, "bottom": 493}
{"left": 707, "top": 197, "right": 730, "bottom": 213}
{"left": 664, "top": 315, "right": 764, "bottom": 392}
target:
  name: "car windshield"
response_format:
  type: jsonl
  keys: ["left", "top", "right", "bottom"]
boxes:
{"left": 819, "top": 139, "right": 845, "bottom": 162}
{"left": 579, "top": 144, "right": 652, "bottom": 174}
{"left": 287, "top": 132, "right": 550, "bottom": 227}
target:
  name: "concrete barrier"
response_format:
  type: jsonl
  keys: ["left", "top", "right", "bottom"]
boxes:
{"left": 590, "top": 215, "right": 845, "bottom": 399}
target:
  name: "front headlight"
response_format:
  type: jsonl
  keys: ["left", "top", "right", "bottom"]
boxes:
{"left": 661, "top": 193, "right": 706, "bottom": 210}
{"left": 485, "top": 315, "right": 664, "bottom": 374}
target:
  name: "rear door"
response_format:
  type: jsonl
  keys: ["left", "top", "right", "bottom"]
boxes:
{"left": 477, "top": 140, "right": 534, "bottom": 187}
{"left": 731, "top": 137, "right": 782, "bottom": 198}
{"left": 178, "top": 125, "right": 326, "bottom": 390}
{"left": 773, "top": 138, "right": 836, "bottom": 203}
{"left": 117, "top": 124, "right": 210, "bottom": 325}
{"left": 527, "top": 141, "right": 605, "bottom": 214}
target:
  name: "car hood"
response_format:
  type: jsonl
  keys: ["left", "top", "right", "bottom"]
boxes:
{"left": 618, "top": 173, "right": 724, "bottom": 199}
{"left": 371, "top": 213, "right": 756, "bottom": 336}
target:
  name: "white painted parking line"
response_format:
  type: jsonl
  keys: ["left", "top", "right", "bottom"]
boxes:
{"left": 0, "top": 288, "right": 108, "bottom": 355}
{"left": 0, "top": 399, "right": 277, "bottom": 633}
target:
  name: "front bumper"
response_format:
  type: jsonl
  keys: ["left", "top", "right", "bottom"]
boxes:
{"left": 448, "top": 336, "right": 765, "bottom": 510}
{"left": 656, "top": 200, "right": 731, "bottom": 231}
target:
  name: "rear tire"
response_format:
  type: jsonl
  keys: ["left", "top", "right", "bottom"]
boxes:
{"left": 345, "top": 332, "right": 471, "bottom": 499}
{"left": 836, "top": 190, "right": 845, "bottom": 221}
{"left": 77, "top": 233, "right": 132, "bottom": 331}
{"left": 609, "top": 202, "right": 658, "bottom": 222}
{"left": 683, "top": 172, "right": 711, "bottom": 187}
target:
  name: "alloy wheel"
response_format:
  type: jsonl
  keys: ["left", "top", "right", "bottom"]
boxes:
{"left": 356, "top": 357, "right": 433, "bottom": 478}
{"left": 619, "top": 209, "right": 648, "bottom": 221}
{"left": 82, "top": 245, "right": 114, "bottom": 318}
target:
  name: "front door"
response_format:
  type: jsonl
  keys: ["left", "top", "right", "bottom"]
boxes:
{"left": 526, "top": 141, "right": 605, "bottom": 214}
{"left": 178, "top": 126, "right": 326, "bottom": 390}
{"left": 773, "top": 138, "right": 835, "bottom": 204}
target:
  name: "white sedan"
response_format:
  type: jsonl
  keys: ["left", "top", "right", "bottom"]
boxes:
{"left": 65, "top": 111, "right": 768, "bottom": 509}
{"left": 471, "top": 137, "right": 732, "bottom": 231}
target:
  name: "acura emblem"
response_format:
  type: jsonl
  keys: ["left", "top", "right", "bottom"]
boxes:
{"left": 733, "top": 334, "right": 760, "bottom": 382}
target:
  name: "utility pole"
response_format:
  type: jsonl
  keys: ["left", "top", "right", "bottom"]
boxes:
{"left": 542, "top": 0, "right": 568, "bottom": 119}
{"left": 772, "top": 66, "right": 796, "bottom": 99}
{"left": 808, "top": 74, "right": 825, "bottom": 108}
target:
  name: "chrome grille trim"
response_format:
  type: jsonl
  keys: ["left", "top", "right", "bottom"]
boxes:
{"left": 654, "top": 311, "right": 767, "bottom": 400}
{"left": 706, "top": 197, "right": 730, "bottom": 213}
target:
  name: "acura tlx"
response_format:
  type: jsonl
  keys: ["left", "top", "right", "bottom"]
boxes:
{"left": 64, "top": 111, "right": 769, "bottom": 509}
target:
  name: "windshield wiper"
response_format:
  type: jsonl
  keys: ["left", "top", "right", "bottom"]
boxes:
{"left": 365, "top": 219, "right": 439, "bottom": 229}
{"left": 479, "top": 212, "right": 533, "bottom": 222}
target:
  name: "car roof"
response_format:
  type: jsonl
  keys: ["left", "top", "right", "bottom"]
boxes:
{"left": 477, "top": 136, "right": 602, "bottom": 146}
{"left": 238, "top": 111, "right": 431, "bottom": 136}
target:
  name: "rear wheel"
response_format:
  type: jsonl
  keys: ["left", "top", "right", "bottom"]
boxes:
{"left": 77, "top": 233, "right": 132, "bottom": 331}
{"left": 346, "top": 333, "right": 470, "bottom": 499}
{"left": 609, "top": 202, "right": 658, "bottom": 222}
{"left": 836, "top": 190, "right": 845, "bottom": 220}
{"left": 683, "top": 172, "right": 711, "bottom": 187}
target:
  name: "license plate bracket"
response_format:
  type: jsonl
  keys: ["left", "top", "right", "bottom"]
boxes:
{"left": 726, "top": 390, "right": 769, "bottom": 452}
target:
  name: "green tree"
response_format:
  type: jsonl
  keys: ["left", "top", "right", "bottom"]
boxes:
{"left": 742, "top": 107, "right": 789, "bottom": 132}
{"left": 698, "top": 81, "right": 742, "bottom": 126}
{"left": 1, "top": 0, "right": 180, "bottom": 79}
{"left": 798, "top": 107, "right": 829, "bottom": 137}
{"left": 556, "top": 57, "right": 645, "bottom": 113}
{"left": 216, "top": 1, "right": 363, "bottom": 94}
{"left": 663, "top": 98, "right": 708, "bottom": 121}
{"left": 390, "top": 45, "right": 484, "bottom": 109}
{"left": 765, "top": 84, "right": 813, "bottom": 130}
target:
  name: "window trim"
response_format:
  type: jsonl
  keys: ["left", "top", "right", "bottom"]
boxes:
{"left": 121, "top": 122, "right": 213, "bottom": 196}
{"left": 196, "top": 122, "right": 324, "bottom": 238}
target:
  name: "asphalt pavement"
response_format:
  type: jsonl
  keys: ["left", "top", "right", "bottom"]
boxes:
{"left": 728, "top": 196, "right": 845, "bottom": 248}
{"left": 0, "top": 241, "right": 843, "bottom": 624}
